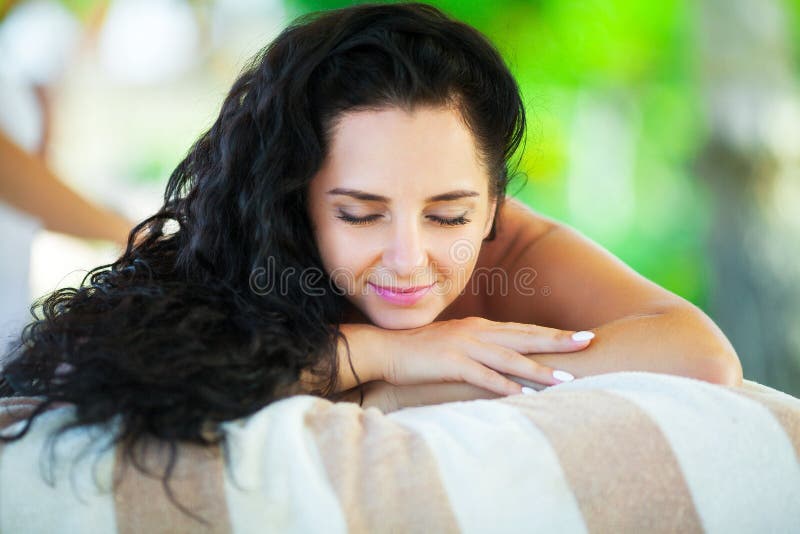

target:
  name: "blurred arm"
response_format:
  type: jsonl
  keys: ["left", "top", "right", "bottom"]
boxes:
{"left": 0, "top": 131, "right": 131, "bottom": 245}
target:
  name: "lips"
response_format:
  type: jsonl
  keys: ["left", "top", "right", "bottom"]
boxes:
{"left": 370, "top": 283, "right": 433, "bottom": 293}
{"left": 367, "top": 282, "right": 434, "bottom": 306}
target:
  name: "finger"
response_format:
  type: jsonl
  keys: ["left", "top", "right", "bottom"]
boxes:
{"left": 472, "top": 322, "right": 596, "bottom": 354}
{"left": 466, "top": 340, "right": 568, "bottom": 386}
{"left": 453, "top": 356, "right": 528, "bottom": 396}
{"left": 503, "top": 373, "right": 547, "bottom": 392}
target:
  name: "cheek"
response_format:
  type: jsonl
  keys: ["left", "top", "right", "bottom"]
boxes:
{"left": 316, "top": 227, "right": 371, "bottom": 274}
{"left": 317, "top": 230, "right": 345, "bottom": 267}
{"left": 431, "top": 232, "right": 484, "bottom": 282}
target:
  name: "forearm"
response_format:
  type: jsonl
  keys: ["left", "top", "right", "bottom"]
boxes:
{"left": 333, "top": 379, "right": 499, "bottom": 413}
{"left": 328, "top": 307, "right": 743, "bottom": 412}
{"left": 526, "top": 305, "right": 743, "bottom": 386}
{"left": 298, "top": 323, "right": 385, "bottom": 396}
{"left": 0, "top": 133, "right": 131, "bottom": 244}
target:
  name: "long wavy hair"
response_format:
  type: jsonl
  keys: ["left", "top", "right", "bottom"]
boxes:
{"left": 0, "top": 0, "right": 526, "bottom": 502}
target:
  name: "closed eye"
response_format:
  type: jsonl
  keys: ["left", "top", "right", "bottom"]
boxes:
{"left": 428, "top": 214, "right": 471, "bottom": 226}
{"left": 336, "top": 212, "right": 471, "bottom": 227}
{"left": 335, "top": 213, "right": 382, "bottom": 226}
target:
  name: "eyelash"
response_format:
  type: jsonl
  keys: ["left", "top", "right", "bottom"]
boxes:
{"left": 336, "top": 213, "right": 471, "bottom": 227}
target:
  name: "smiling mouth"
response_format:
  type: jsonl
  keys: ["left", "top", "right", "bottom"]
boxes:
{"left": 367, "top": 282, "right": 435, "bottom": 306}
{"left": 369, "top": 283, "right": 434, "bottom": 293}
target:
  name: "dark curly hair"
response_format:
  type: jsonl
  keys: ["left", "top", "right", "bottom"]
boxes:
{"left": 0, "top": 0, "right": 526, "bottom": 516}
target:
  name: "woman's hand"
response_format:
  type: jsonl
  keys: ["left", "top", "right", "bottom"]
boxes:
{"left": 377, "top": 316, "right": 594, "bottom": 397}
{"left": 308, "top": 317, "right": 593, "bottom": 399}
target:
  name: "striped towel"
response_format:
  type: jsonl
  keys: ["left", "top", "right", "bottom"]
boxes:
{"left": 0, "top": 371, "right": 798, "bottom": 533}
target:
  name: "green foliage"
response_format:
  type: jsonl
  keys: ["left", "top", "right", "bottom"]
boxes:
{"left": 51, "top": 0, "right": 104, "bottom": 20}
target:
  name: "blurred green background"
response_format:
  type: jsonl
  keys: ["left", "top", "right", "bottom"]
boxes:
{"left": 1, "top": 0, "right": 799, "bottom": 394}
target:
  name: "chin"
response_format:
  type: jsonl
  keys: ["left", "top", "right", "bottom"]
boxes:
{"left": 367, "top": 308, "right": 438, "bottom": 330}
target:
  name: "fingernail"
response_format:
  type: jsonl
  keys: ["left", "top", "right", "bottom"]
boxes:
{"left": 553, "top": 369, "right": 575, "bottom": 382}
{"left": 571, "top": 331, "right": 595, "bottom": 342}
{"left": 521, "top": 386, "right": 536, "bottom": 395}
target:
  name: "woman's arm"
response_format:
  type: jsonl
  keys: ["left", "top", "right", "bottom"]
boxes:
{"left": 331, "top": 306, "right": 742, "bottom": 412}
{"left": 297, "top": 323, "right": 387, "bottom": 396}
{"left": 298, "top": 315, "right": 596, "bottom": 402}
{"left": 333, "top": 379, "right": 501, "bottom": 413}
{"left": 523, "top": 305, "right": 742, "bottom": 386}
{"left": 487, "top": 201, "right": 742, "bottom": 386}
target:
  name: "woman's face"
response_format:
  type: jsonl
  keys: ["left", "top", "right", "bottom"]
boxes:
{"left": 307, "top": 105, "right": 497, "bottom": 330}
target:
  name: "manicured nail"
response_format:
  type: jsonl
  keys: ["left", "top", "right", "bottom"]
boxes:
{"left": 553, "top": 369, "right": 575, "bottom": 382}
{"left": 521, "top": 386, "right": 536, "bottom": 395}
{"left": 571, "top": 331, "right": 595, "bottom": 342}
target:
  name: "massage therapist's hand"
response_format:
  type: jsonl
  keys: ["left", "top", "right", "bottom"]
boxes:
{"left": 378, "top": 316, "right": 594, "bottom": 396}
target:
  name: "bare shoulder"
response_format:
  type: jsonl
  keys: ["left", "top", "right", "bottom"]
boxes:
{"left": 480, "top": 198, "right": 687, "bottom": 330}
{"left": 476, "top": 196, "right": 559, "bottom": 274}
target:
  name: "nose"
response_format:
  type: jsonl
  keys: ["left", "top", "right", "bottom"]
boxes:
{"left": 381, "top": 217, "right": 428, "bottom": 279}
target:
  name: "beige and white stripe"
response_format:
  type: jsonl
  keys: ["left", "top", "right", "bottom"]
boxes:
{"left": 499, "top": 390, "right": 703, "bottom": 533}
{"left": 387, "top": 397, "right": 588, "bottom": 532}
{"left": 0, "top": 372, "right": 798, "bottom": 533}
{"left": 547, "top": 372, "right": 800, "bottom": 533}
{"left": 1, "top": 405, "right": 118, "bottom": 532}
{"left": 305, "top": 399, "right": 461, "bottom": 533}
{"left": 112, "top": 438, "right": 231, "bottom": 533}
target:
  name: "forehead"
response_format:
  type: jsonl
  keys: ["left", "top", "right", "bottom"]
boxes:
{"left": 311, "top": 105, "right": 488, "bottom": 197}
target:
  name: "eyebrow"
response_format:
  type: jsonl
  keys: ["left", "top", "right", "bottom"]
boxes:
{"left": 325, "top": 188, "right": 480, "bottom": 203}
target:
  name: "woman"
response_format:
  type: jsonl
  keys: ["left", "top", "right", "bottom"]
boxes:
{"left": 1, "top": 2, "right": 741, "bottom": 455}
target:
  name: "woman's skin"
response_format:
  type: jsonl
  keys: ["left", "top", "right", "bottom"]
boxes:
{"left": 308, "top": 105, "right": 498, "bottom": 331}
{"left": 305, "top": 104, "right": 743, "bottom": 412}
